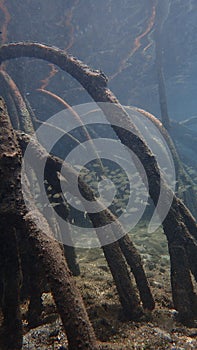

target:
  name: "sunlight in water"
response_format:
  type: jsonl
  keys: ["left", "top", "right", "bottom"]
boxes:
{"left": 110, "top": 1, "right": 156, "bottom": 80}
{"left": 39, "top": 0, "right": 79, "bottom": 90}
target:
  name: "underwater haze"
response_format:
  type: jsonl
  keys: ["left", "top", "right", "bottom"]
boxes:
{"left": 0, "top": 0, "right": 196, "bottom": 121}
{"left": 0, "top": 1, "right": 197, "bottom": 349}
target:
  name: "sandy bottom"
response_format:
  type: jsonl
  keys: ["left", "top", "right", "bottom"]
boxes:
{"left": 22, "top": 223, "right": 197, "bottom": 349}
